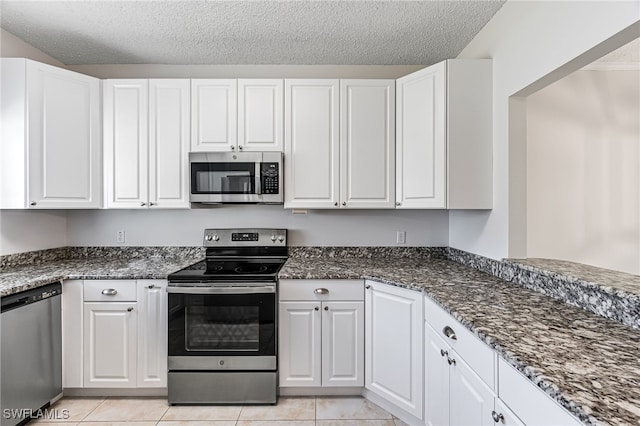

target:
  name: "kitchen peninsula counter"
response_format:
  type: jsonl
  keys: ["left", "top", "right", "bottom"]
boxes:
{"left": 280, "top": 249, "right": 640, "bottom": 426}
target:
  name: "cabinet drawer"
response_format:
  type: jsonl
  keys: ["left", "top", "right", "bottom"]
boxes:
{"left": 498, "top": 358, "right": 581, "bottom": 426}
{"left": 279, "top": 280, "right": 363, "bottom": 301}
{"left": 425, "top": 296, "right": 495, "bottom": 389}
{"left": 84, "top": 280, "right": 137, "bottom": 302}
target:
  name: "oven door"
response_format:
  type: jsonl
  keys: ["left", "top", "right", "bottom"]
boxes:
{"left": 167, "top": 285, "right": 276, "bottom": 370}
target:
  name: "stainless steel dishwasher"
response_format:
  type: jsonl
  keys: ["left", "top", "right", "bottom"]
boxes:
{"left": 1, "top": 282, "right": 62, "bottom": 426}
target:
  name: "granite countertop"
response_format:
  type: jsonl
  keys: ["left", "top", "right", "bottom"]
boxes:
{"left": 0, "top": 248, "right": 204, "bottom": 297}
{"left": 280, "top": 255, "right": 640, "bottom": 426}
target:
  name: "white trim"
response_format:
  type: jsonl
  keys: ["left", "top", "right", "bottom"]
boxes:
{"left": 581, "top": 61, "right": 640, "bottom": 71}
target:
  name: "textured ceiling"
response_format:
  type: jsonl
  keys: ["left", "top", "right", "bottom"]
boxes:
{"left": 0, "top": 0, "right": 505, "bottom": 65}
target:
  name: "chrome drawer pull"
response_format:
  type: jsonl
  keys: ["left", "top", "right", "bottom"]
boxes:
{"left": 447, "top": 356, "right": 456, "bottom": 366}
{"left": 492, "top": 411, "right": 504, "bottom": 423}
{"left": 443, "top": 325, "right": 457, "bottom": 340}
{"left": 314, "top": 288, "right": 329, "bottom": 295}
{"left": 101, "top": 289, "right": 118, "bottom": 296}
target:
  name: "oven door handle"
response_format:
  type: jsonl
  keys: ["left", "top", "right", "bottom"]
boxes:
{"left": 167, "top": 286, "right": 275, "bottom": 294}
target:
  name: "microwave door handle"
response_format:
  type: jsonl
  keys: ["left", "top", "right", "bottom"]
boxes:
{"left": 255, "top": 162, "right": 262, "bottom": 195}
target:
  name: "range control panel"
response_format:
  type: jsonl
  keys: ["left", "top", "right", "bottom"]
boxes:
{"left": 261, "top": 163, "right": 280, "bottom": 194}
{"left": 204, "top": 228, "right": 287, "bottom": 246}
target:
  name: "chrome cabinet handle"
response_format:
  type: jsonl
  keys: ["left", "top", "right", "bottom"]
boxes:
{"left": 396, "top": 201, "right": 401, "bottom": 206}
{"left": 440, "top": 349, "right": 448, "bottom": 357}
{"left": 238, "top": 145, "right": 243, "bottom": 151}
{"left": 365, "top": 284, "right": 371, "bottom": 289}
{"left": 30, "top": 201, "right": 37, "bottom": 206}
{"left": 127, "top": 307, "right": 134, "bottom": 312}
{"left": 324, "top": 306, "right": 329, "bottom": 311}
{"left": 314, "top": 306, "right": 319, "bottom": 311}
{"left": 342, "top": 202, "right": 346, "bottom": 206}
{"left": 334, "top": 202, "right": 338, "bottom": 207}
{"left": 147, "top": 284, "right": 155, "bottom": 289}
{"left": 101, "top": 289, "right": 118, "bottom": 296}
{"left": 447, "top": 356, "right": 456, "bottom": 366}
{"left": 149, "top": 202, "right": 155, "bottom": 206}
{"left": 443, "top": 325, "right": 457, "bottom": 340}
{"left": 230, "top": 146, "right": 235, "bottom": 151}
{"left": 314, "top": 288, "right": 329, "bottom": 295}
{"left": 491, "top": 411, "right": 504, "bottom": 423}
{"left": 140, "top": 202, "right": 146, "bottom": 206}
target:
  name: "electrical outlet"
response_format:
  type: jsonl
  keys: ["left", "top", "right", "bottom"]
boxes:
{"left": 116, "top": 230, "right": 125, "bottom": 244}
{"left": 396, "top": 231, "right": 406, "bottom": 245}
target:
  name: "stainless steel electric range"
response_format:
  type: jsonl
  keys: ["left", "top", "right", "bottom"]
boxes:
{"left": 167, "top": 228, "right": 287, "bottom": 405}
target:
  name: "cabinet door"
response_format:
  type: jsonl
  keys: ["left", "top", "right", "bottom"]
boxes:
{"left": 322, "top": 301, "right": 364, "bottom": 387}
{"left": 137, "top": 280, "right": 168, "bottom": 387}
{"left": 191, "top": 79, "right": 237, "bottom": 152}
{"left": 104, "top": 79, "right": 149, "bottom": 208}
{"left": 27, "top": 61, "right": 101, "bottom": 208}
{"left": 340, "top": 80, "right": 395, "bottom": 208}
{"left": 148, "top": 80, "right": 190, "bottom": 208}
{"left": 449, "top": 349, "right": 495, "bottom": 426}
{"left": 238, "top": 79, "right": 283, "bottom": 152}
{"left": 396, "top": 62, "right": 446, "bottom": 208}
{"left": 425, "top": 325, "right": 450, "bottom": 426}
{"left": 83, "top": 302, "right": 137, "bottom": 387}
{"left": 365, "top": 281, "right": 423, "bottom": 418}
{"left": 284, "top": 80, "right": 340, "bottom": 209}
{"left": 279, "top": 301, "right": 322, "bottom": 387}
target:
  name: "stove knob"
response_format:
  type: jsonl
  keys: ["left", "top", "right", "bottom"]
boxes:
{"left": 212, "top": 234, "right": 220, "bottom": 242}
{"left": 270, "top": 234, "right": 277, "bottom": 242}
{"left": 278, "top": 235, "right": 285, "bottom": 243}
{"left": 205, "top": 235, "right": 213, "bottom": 242}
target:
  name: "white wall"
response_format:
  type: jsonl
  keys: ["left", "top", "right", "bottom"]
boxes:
{"left": 66, "top": 208, "right": 449, "bottom": 247}
{"left": 526, "top": 70, "right": 639, "bottom": 274}
{"left": 453, "top": 1, "right": 640, "bottom": 260}
{"left": 0, "top": 210, "right": 67, "bottom": 255}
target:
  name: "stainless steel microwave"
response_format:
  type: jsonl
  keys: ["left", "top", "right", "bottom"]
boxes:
{"left": 189, "top": 152, "right": 283, "bottom": 204}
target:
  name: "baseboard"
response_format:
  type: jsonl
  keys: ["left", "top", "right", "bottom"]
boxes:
{"left": 63, "top": 388, "right": 168, "bottom": 397}
{"left": 279, "top": 387, "right": 363, "bottom": 396}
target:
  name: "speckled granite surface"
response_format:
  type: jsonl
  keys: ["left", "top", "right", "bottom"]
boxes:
{"left": 0, "top": 247, "right": 205, "bottom": 297}
{"left": 281, "top": 254, "right": 640, "bottom": 426}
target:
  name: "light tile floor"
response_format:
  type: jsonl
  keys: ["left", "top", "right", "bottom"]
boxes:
{"left": 30, "top": 396, "right": 409, "bottom": 426}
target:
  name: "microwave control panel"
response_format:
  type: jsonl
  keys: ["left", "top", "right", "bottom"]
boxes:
{"left": 261, "top": 163, "right": 280, "bottom": 194}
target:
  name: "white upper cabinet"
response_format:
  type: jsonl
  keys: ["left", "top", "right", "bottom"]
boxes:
{"left": 191, "top": 79, "right": 237, "bottom": 152}
{"left": 148, "top": 80, "right": 190, "bottom": 208}
{"left": 340, "top": 80, "right": 395, "bottom": 208}
{"left": 0, "top": 58, "right": 101, "bottom": 209}
{"left": 104, "top": 80, "right": 149, "bottom": 208}
{"left": 396, "top": 59, "right": 492, "bottom": 209}
{"left": 104, "top": 79, "right": 190, "bottom": 209}
{"left": 284, "top": 79, "right": 395, "bottom": 209}
{"left": 238, "top": 79, "right": 284, "bottom": 151}
{"left": 284, "top": 80, "right": 341, "bottom": 208}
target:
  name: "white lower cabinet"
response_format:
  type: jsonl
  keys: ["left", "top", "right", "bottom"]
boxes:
{"left": 425, "top": 325, "right": 494, "bottom": 426}
{"left": 83, "top": 301, "right": 137, "bottom": 387}
{"left": 365, "top": 280, "right": 423, "bottom": 420}
{"left": 63, "top": 279, "right": 167, "bottom": 389}
{"left": 279, "top": 280, "right": 364, "bottom": 389}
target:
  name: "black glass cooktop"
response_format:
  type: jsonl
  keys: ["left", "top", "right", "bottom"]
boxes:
{"left": 168, "top": 258, "right": 286, "bottom": 283}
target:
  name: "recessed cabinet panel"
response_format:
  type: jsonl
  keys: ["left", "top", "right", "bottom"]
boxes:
{"left": 83, "top": 302, "right": 137, "bottom": 388}
{"left": 365, "top": 281, "right": 423, "bottom": 418}
{"left": 149, "top": 80, "right": 190, "bottom": 208}
{"left": 322, "top": 301, "right": 364, "bottom": 387}
{"left": 279, "top": 302, "right": 322, "bottom": 387}
{"left": 396, "top": 63, "right": 446, "bottom": 208}
{"left": 284, "top": 80, "right": 340, "bottom": 208}
{"left": 449, "top": 350, "right": 494, "bottom": 426}
{"left": 191, "top": 80, "right": 237, "bottom": 152}
{"left": 425, "top": 325, "right": 450, "bottom": 426}
{"left": 239, "top": 79, "right": 283, "bottom": 151}
{"left": 104, "top": 80, "right": 149, "bottom": 208}
{"left": 340, "top": 81, "right": 395, "bottom": 208}
{"left": 137, "top": 280, "right": 168, "bottom": 387}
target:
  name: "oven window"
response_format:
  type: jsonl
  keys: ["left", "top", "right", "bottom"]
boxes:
{"left": 192, "top": 163, "right": 255, "bottom": 194}
{"left": 186, "top": 305, "right": 260, "bottom": 351}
